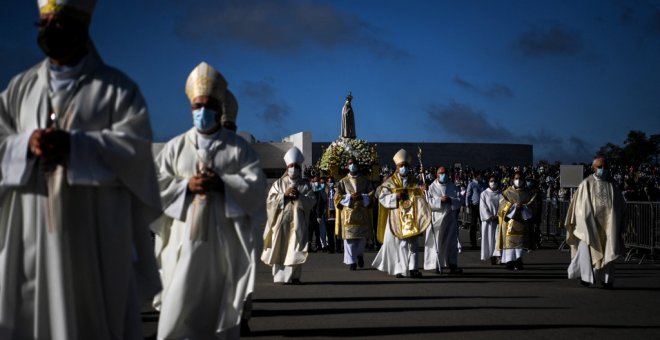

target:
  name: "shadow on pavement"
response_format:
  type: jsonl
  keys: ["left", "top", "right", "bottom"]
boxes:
{"left": 245, "top": 323, "right": 660, "bottom": 337}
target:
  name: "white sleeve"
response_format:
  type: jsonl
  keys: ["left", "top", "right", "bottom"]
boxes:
{"left": 0, "top": 131, "right": 36, "bottom": 186}
{"left": 67, "top": 129, "right": 116, "bottom": 185}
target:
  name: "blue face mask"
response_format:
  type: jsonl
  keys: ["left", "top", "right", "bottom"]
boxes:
{"left": 399, "top": 166, "right": 409, "bottom": 176}
{"left": 319, "top": 183, "right": 326, "bottom": 190}
{"left": 438, "top": 173, "right": 448, "bottom": 183}
{"left": 348, "top": 163, "right": 358, "bottom": 174}
{"left": 596, "top": 168, "right": 606, "bottom": 178}
{"left": 193, "top": 107, "right": 218, "bottom": 132}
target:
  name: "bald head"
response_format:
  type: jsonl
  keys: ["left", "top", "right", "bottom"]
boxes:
{"left": 592, "top": 157, "right": 606, "bottom": 170}
{"left": 592, "top": 157, "right": 608, "bottom": 178}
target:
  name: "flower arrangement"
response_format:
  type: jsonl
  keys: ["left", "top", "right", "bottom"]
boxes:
{"left": 318, "top": 137, "right": 380, "bottom": 178}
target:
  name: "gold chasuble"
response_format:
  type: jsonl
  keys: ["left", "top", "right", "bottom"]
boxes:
{"left": 334, "top": 175, "right": 374, "bottom": 239}
{"left": 377, "top": 174, "right": 432, "bottom": 243}
{"left": 496, "top": 186, "right": 537, "bottom": 250}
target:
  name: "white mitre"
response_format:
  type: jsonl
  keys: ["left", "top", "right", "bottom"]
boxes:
{"left": 283, "top": 147, "right": 304, "bottom": 166}
{"left": 38, "top": 0, "right": 96, "bottom": 22}
{"left": 222, "top": 90, "right": 238, "bottom": 124}
{"left": 185, "top": 62, "right": 228, "bottom": 104}
{"left": 393, "top": 148, "right": 411, "bottom": 164}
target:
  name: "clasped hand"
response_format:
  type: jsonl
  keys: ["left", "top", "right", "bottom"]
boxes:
{"left": 188, "top": 169, "right": 223, "bottom": 194}
{"left": 284, "top": 187, "right": 299, "bottom": 200}
{"left": 29, "top": 128, "right": 70, "bottom": 167}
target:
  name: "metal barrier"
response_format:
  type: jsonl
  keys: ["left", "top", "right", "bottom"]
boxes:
{"left": 459, "top": 198, "right": 658, "bottom": 263}
{"left": 622, "top": 202, "right": 659, "bottom": 263}
{"left": 539, "top": 199, "right": 569, "bottom": 247}
{"left": 538, "top": 199, "right": 659, "bottom": 263}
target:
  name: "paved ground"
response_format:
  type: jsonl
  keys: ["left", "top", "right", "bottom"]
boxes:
{"left": 143, "top": 230, "right": 660, "bottom": 339}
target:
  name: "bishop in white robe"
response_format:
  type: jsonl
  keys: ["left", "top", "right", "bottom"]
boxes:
{"left": 154, "top": 62, "right": 266, "bottom": 339}
{"left": 372, "top": 149, "right": 431, "bottom": 278}
{"left": 261, "top": 147, "right": 316, "bottom": 284}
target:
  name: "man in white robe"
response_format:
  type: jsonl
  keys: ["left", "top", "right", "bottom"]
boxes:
{"left": 565, "top": 157, "right": 624, "bottom": 289}
{"left": 480, "top": 175, "right": 502, "bottom": 264}
{"left": 0, "top": 2, "right": 162, "bottom": 339}
{"left": 261, "top": 147, "right": 316, "bottom": 284}
{"left": 372, "top": 149, "right": 431, "bottom": 278}
{"left": 154, "top": 62, "right": 266, "bottom": 339}
{"left": 424, "top": 166, "right": 462, "bottom": 274}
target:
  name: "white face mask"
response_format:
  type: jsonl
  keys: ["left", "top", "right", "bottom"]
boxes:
{"left": 348, "top": 163, "right": 358, "bottom": 174}
{"left": 288, "top": 167, "right": 300, "bottom": 179}
{"left": 399, "top": 166, "right": 409, "bottom": 176}
{"left": 513, "top": 179, "right": 522, "bottom": 188}
{"left": 489, "top": 181, "right": 497, "bottom": 190}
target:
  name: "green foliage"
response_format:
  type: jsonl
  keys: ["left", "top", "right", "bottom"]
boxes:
{"left": 598, "top": 130, "right": 659, "bottom": 165}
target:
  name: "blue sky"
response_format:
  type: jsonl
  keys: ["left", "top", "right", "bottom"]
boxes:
{"left": 2, "top": 0, "right": 659, "bottom": 163}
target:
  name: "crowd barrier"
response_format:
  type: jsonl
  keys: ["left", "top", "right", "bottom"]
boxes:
{"left": 459, "top": 199, "right": 659, "bottom": 264}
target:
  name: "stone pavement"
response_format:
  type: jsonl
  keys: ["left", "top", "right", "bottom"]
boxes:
{"left": 142, "top": 231, "right": 660, "bottom": 339}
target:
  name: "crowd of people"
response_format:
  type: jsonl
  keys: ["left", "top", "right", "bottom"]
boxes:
{"left": 0, "top": 1, "right": 654, "bottom": 339}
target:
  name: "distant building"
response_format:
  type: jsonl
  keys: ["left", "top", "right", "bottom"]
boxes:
{"left": 154, "top": 132, "right": 532, "bottom": 180}
{"left": 313, "top": 141, "right": 533, "bottom": 170}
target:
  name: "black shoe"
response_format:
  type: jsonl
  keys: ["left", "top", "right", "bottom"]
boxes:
{"left": 291, "top": 278, "right": 302, "bottom": 285}
{"left": 490, "top": 256, "right": 498, "bottom": 265}
{"left": 580, "top": 280, "right": 591, "bottom": 287}
{"left": 357, "top": 255, "right": 364, "bottom": 268}
{"left": 601, "top": 281, "right": 614, "bottom": 290}
{"left": 349, "top": 263, "right": 357, "bottom": 271}
{"left": 395, "top": 273, "right": 404, "bottom": 278}
{"left": 321, "top": 246, "right": 328, "bottom": 253}
{"left": 514, "top": 259, "right": 524, "bottom": 270}
{"left": 410, "top": 270, "right": 423, "bottom": 278}
{"left": 505, "top": 262, "right": 515, "bottom": 271}
{"left": 240, "top": 319, "right": 251, "bottom": 336}
{"left": 435, "top": 267, "right": 442, "bottom": 274}
{"left": 449, "top": 265, "right": 463, "bottom": 274}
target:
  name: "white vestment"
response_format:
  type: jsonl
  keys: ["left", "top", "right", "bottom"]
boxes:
{"left": 479, "top": 188, "right": 502, "bottom": 260}
{"left": 0, "top": 51, "right": 162, "bottom": 340}
{"left": 371, "top": 177, "right": 422, "bottom": 276}
{"left": 565, "top": 174, "right": 624, "bottom": 283}
{"left": 261, "top": 175, "right": 315, "bottom": 283}
{"left": 424, "top": 181, "right": 460, "bottom": 270}
{"left": 154, "top": 128, "right": 266, "bottom": 339}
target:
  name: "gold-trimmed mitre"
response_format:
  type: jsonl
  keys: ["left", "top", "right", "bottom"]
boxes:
{"left": 185, "top": 62, "right": 228, "bottom": 104}
{"left": 393, "top": 148, "right": 412, "bottom": 165}
{"left": 38, "top": 0, "right": 96, "bottom": 23}
{"left": 222, "top": 90, "right": 238, "bottom": 123}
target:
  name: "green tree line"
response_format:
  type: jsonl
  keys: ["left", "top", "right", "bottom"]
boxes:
{"left": 597, "top": 130, "right": 659, "bottom": 165}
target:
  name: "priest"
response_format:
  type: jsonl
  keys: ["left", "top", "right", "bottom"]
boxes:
{"left": 496, "top": 171, "right": 537, "bottom": 270}
{"left": 0, "top": 1, "right": 162, "bottom": 338}
{"left": 565, "top": 157, "right": 624, "bottom": 288}
{"left": 334, "top": 157, "right": 374, "bottom": 270}
{"left": 424, "top": 166, "right": 462, "bottom": 274}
